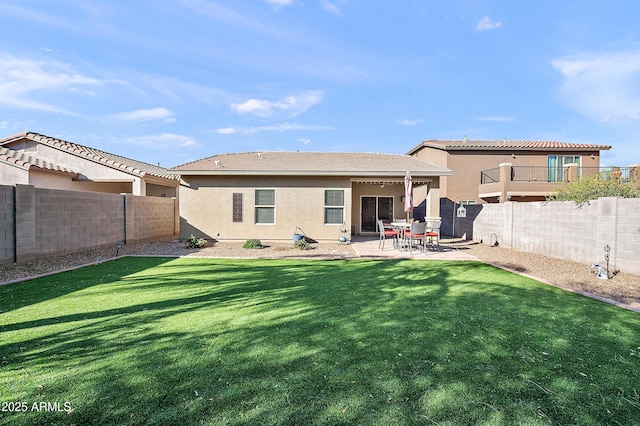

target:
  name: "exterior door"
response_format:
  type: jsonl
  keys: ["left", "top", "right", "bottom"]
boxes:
{"left": 361, "top": 196, "right": 394, "bottom": 233}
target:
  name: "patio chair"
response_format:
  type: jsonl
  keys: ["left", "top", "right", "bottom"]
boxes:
{"left": 377, "top": 219, "right": 399, "bottom": 250}
{"left": 406, "top": 221, "right": 427, "bottom": 254}
{"left": 425, "top": 220, "right": 441, "bottom": 251}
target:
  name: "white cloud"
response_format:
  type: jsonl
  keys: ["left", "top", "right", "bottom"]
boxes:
{"left": 109, "top": 107, "right": 175, "bottom": 123}
{"left": 0, "top": 53, "right": 99, "bottom": 113}
{"left": 321, "top": 1, "right": 342, "bottom": 16}
{"left": 230, "top": 91, "right": 324, "bottom": 117}
{"left": 265, "top": 0, "right": 293, "bottom": 6}
{"left": 121, "top": 133, "right": 200, "bottom": 149}
{"left": 552, "top": 50, "right": 640, "bottom": 123}
{"left": 217, "top": 122, "right": 331, "bottom": 134}
{"left": 397, "top": 119, "right": 423, "bottom": 126}
{"left": 476, "top": 16, "right": 502, "bottom": 31}
{"left": 474, "top": 116, "right": 514, "bottom": 122}
{"left": 297, "top": 137, "right": 311, "bottom": 144}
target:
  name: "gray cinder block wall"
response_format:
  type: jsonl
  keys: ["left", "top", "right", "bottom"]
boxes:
{"left": 0, "top": 184, "right": 179, "bottom": 264}
{"left": 473, "top": 198, "right": 640, "bottom": 275}
{"left": 0, "top": 185, "right": 16, "bottom": 263}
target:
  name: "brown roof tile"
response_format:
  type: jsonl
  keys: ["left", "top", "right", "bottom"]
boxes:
{"left": 0, "top": 147, "right": 79, "bottom": 176}
{"left": 172, "top": 151, "right": 452, "bottom": 177}
{"left": 0, "top": 131, "right": 179, "bottom": 180}
{"left": 407, "top": 139, "right": 612, "bottom": 154}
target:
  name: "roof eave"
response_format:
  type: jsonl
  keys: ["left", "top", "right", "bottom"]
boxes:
{"left": 408, "top": 142, "right": 612, "bottom": 154}
{"left": 174, "top": 169, "right": 453, "bottom": 177}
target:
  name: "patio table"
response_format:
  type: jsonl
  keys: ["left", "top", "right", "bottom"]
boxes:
{"left": 390, "top": 222, "right": 411, "bottom": 250}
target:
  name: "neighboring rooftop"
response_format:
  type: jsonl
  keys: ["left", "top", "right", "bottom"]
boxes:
{"left": 171, "top": 151, "right": 453, "bottom": 177}
{"left": 0, "top": 147, "right": 79, "bottom": 176}
{"left": 407, "top": 139, "right": 613, "bottom": 155}
{"left": 0, "top": 132, "right": 179, "bottom": 180}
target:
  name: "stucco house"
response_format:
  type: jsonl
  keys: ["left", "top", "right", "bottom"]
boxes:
{"left": 407, "top": 138, "right": 613, "bottom": 205}
{"left": 0, "top": 132, "right": 179, "bottom": 197}
{"left": 171, "top": 151, "right": 452, "bottom": 241}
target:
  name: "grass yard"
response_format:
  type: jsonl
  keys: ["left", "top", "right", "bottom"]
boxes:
{"left": 1, "top": 257, "right": 639, "bottom": 425}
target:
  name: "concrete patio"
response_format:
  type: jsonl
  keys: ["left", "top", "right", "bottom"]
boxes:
{"left": 349, "top": 236, "right": 478, "bottom": 260}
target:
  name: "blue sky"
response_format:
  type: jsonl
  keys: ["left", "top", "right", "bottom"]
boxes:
{"left": 1, "top": 1, "right": 639, "bottom": 168}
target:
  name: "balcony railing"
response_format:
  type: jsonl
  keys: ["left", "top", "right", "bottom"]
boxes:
{"left": 480, "top": 167, "right": 500, "bottom": 184}
{"left": 580, "top": 166, "right": 635, "bottom": 182}
{"left": 511, "top": 166, "right": 565, "bottom": 182}
{"left": 480, "top": 166, "right": 638, "bottom": 184}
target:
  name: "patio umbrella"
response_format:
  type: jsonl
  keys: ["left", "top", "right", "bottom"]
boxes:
{"left": 404, "top": 170, "right": 413, "bottom": 218}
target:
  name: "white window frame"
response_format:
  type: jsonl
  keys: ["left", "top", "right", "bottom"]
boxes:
{"left": 254, "top": 189, "right": 275, "bottom": 225}
{"left": 324, "top": 189, "right": 345, "bottom": 225}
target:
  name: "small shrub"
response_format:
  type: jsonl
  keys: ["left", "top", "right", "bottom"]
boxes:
{"left": 186, "top": 234, "right": 207, "bottom": 248}
{"left": 294, "top": 238, "right": 311, "bottom": 250}
{"left": 243, "top": 239, "right": 264, "bottom": 249}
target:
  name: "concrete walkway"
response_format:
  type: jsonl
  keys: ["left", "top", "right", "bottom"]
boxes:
{"left": 349, "top": 236, "right": 477, "bottom": 260}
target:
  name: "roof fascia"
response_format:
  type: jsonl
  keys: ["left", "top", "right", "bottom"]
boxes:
{"left": 174, "top": 169, "right": 453, "bottom": 177}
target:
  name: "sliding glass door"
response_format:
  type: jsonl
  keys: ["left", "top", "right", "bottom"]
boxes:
{"left": 361, "top": 196, "right": 394, "bottom": 233}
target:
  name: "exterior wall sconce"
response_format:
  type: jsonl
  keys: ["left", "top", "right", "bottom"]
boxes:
{"left": 591, "top": 154, "right": 595, "bottom": 159}
{"left": 511, "top": 153, "right": 516, "bottom": 159}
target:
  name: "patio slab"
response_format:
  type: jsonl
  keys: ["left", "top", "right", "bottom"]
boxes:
{"left": 349, "top": 236, "right": 478, "bottom": 260}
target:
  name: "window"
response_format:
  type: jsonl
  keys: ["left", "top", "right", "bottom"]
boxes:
{"left": 548, "top": 155, "right": 582, "bottom": 182}
{"left": 254, "top": 189, "right": 275, "bottom": 224}
{"left": 459, "top": 200, "right": 476, "bottom": 205}
{"left": 232, "top": 193, "right": 243, "bottom": 222}
{"left": 324, "top": 190, "right": 344, "bottom": 224}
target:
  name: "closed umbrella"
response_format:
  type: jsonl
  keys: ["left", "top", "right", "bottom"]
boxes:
{"left": 404, "top": 171, "right": 413, "bottom": 219}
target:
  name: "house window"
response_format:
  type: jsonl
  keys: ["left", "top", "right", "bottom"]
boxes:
{"left": 254, "top": 189, "right": 275, "bottom": 224}
{"left": 548, "top": 155, "right": 582, "bottom": 182}
{"left": 232, "top": 193, "right": 243, "bottom": 222}
{"left": 324, "top": 190, "right": 344, "bottom": 224}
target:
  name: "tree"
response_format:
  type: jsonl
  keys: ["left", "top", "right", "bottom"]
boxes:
{"left": 547, "top": 169, "right": 640, "bottom": 205}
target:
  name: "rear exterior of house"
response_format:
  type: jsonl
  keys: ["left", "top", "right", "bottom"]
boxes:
{"left": 171, "top": 152, "right": 452, "bottom": 241}
{"left": 407, "top": 139, "right": 613, "bottom": 204}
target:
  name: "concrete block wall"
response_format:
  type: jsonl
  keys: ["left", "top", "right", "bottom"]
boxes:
{"left": 474, "top": 198, "right": 640, "bottom": 275}
{"left": 34, "top": 188, "right": 125, "bottom": 256}
{"left": 0, "top": 185, "right": 15, "bottom": 263}
{"left": 124, "top": 194, "right": 177, "bottom": 242}
{"left": 0, "top": 184, "right": 179, "bottom": 264}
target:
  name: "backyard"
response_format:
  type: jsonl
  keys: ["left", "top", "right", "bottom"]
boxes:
{"left": 1, "top": 257, "right": 639, "bottom": 425}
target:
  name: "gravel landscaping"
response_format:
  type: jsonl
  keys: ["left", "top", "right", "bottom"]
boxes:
{"left": 1, "top": 237, "right": 638, "bottom": 311}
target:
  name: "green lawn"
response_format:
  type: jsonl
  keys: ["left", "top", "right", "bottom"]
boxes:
{"left": 1, "top": 257, "right": 639, "bottom": 425}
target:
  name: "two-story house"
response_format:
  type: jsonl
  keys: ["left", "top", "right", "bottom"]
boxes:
{"left": 407, "top": 138, "right": 613, "bottom": 205}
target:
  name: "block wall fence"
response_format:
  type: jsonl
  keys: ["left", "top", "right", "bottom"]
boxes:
{"left": 473, "top": 197, "right": 640, "bottom": 275}
{"left": 0, "top": 184, "right": 179, "bottom": 264}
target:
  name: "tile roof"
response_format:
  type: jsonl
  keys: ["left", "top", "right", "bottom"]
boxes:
{"left": 0, "top": 131, "right": 179, "bottom": 180}
{"left": 407, "top": 139, "right": 612, "bottom": 154}
{"left": 0, "top": 147, "right": 79, "bottom": 176}
{"left": 172, "top": 151, "right": 453, "bottom": 177}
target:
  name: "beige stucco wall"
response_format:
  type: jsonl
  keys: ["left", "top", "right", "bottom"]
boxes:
{"left": 0, "top": 163, "right": 29, "bottom": 186}
{"left": 28, "top": 169, "right": 133, "bottom": 193}
{"left": 180, "top": 175, "right": 353, "bottom": 241}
